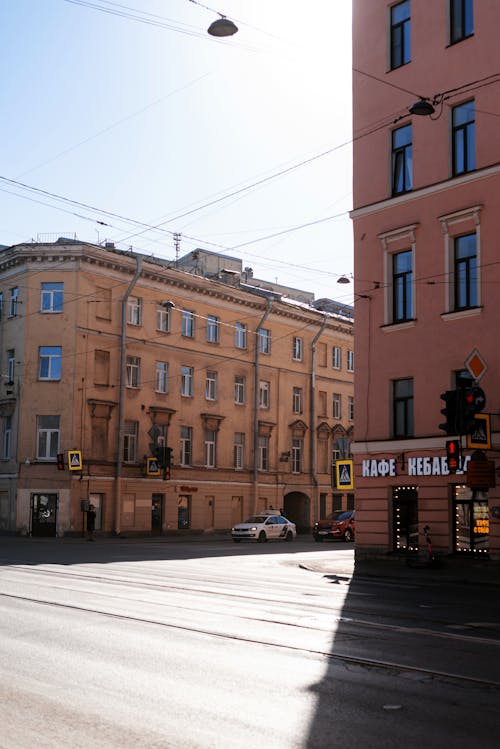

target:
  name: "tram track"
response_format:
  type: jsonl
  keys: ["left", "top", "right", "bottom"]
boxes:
{"left": 1, "top": 588, "right": 499, "bottom": 692}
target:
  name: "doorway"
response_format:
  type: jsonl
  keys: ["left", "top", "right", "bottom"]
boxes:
{"left": 392, "top": 486, "right": 418, "bottom": 551}
{"left": 31, "top": 494, "right": 58, "bottom": 537}
{"left": 151, "top": 493, "right": 163, "bottom": 535}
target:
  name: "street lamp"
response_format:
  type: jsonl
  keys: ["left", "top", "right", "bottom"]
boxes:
{"left": 409, "top": 98, "right": 435, "bottom": 116}
{"left": 207, "top": 15, "right": 238, "bottom": 36}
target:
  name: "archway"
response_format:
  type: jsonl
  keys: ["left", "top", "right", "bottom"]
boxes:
{"left": 283, "top": 492, "right": 311, "bottom": 534}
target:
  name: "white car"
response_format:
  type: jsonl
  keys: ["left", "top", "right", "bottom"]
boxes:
{"left": 232, "top": 513, "right": 296, "bottom": 543}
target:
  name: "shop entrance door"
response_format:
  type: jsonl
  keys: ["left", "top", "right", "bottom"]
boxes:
{"left": 392, "top": 486, "right": 418, "bottom": 551}
{"left": 453, "top": 494, "right": 489, "bottom": 554}
{"left": 151, "top": 493, "right": 163, "bottom": 535}
{"left": 31, "top": 494, "right": 58, "bottom": 537}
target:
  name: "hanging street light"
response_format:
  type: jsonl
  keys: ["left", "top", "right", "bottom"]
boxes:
{"left": 207, "top": 15, "right": 238, "bottom": 36}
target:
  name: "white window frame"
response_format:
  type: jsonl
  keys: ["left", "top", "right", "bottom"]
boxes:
{"left": 258, "top": 435, "right": 269, "bottom": 471}
{"left": 126, "top": 356, "right": 141, "bottom": 388}
{"left": 332, "top": 346, "right": 341, "bottom": 369}
{"left": 205, "top": 371, "right": 217, "bottom": 401}
{"left": 36, "top": 415, "right": 60, "bottom": 460}
{"left": 155, "top": 362, "right": 168, "bottom": 393}
{"left": 258, "top": 328, "right": 271, "bottom": 354}
{"left": 181, "top": 366, "right": 194, "bottom": 397}
{"left": 9, "top": 287, "right": 18, "bottom": 318}
{"left": 39, "top": 346, "right": 62, "bottom": 381}
{"left": 333, "top": 393, "right": 342, "bottom": 420}
{"left": 235, "top": 322, "right": 247, "bottom": 349}
{"left": 7, "top": 350, "right": 15, "bottom": 383}
{"left": 204, "top": 429, "right": 216, "bottom": 468}
{"left": 347, "top": 350, "right": 354, "bottom": 372}
{"left": 181, "top": 310, "right": 195, "bottom": 338}
{"left": 234, "top": 432, "right": 245, "bottom": 470}
{"left": 156, "top": 305, "right": 170, "bottom": 333}
{"left": 123, "top": 421, "right": 138, "bottom": 463}
{"left": 292, "top": 386, "right": 303, "bottom": 414}
{"left": 234, "top": 375, "right": 245, "bottom": 404}
{"left": 206, "top": 315, "right": 220, "bottom": 343}
{"left": 291, "top": 438, "right": 303, "bottom": 474}
{"left": 292, "top": 336, "right": 303, "bottom": 361}
{"left": 41, "top": 282, "right": 63, "bottom": 313}
{"left": 127, "top": 296, "right": 141, "bottom": 326}
{"left": 259, "top": 380, "right": 270, "bottom": 409}
{"left": 180, "top": 426, "right": 192, "bottom": 466}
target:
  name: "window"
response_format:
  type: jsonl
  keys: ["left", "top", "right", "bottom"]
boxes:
{"left": 258, "top": 435, "right": 269, "bottom": 471}
{"left": 347, "top": 350, "right": 354, "bottom": 372}
{"left": 94, "top": 350, "right": 110, "bottom": 386}
{"left": 452, "top": 101, "right": 475, "bottom": 176}
{"left": 126, "top": 356, "right": 141, "bottom": 388}
{"left": 332, "top": 346, "right": 341, "bottom": 369}
{"left": 393, "top": 249, "right": 413, "bottom": 322}
{"left": 390, "top": 0, "right": 410, "bottom": 69}
{"left": 181, "top": 366, "right": 193, "bottom": 397}
{"left": 292, "top": 337, "right": 303, "bottom": 361}
{"left": 180, "top": 426, "right": 193, "bottom": 466}
{"left": 2, "top": 415, "right": 12, "bottom": 459}
{"left": 258, "top": 328, "right": 271, "bottom": 354}
{"left": 9, "top": 287, "right": 19, "bottom": 318}
{"left": 348, "top": 396, "right": 354, "bottom": 421}
{"left": 41, "top": 282, "right": 63, "bottom": 313}
{"left": 393, "top": 378, "right": 414, "bottom": 438}
{"left": 450, "top": 0, "right": 473, "bottom": 44}
{"left": 392, "top": 124, "right": 412, "bottom": 195}
{"left": 123, "top": 421, "right": 137, "bottom": 462}
{"left": 292, "top": 387, "right": 303, "bottom": 414}
{"left": 235, "top": 322, "right": 247, "bottom": 349}
{"left": 259, "top": 380, "right": 270, "bottom": 408}
{"left": 127, "top": 296, "right": 141, "bottom": 325}
{"left": 155, "top": 362, "right": 169, "bottom": 393}
{"left": 204, "top": 429, "right": 216, "bottom": 468}
{"left": 291, "top": 438, "right": 303, "bottom": 474}
{"left": 181, "top": 310, "right": 195, "bottom": 338}
{"left": 234, "top": 375, "right": 245, "bottom": 404}
{"left": 205, "top": 370, "right": 217, "bottom": 401}
{"left": 333, "top": 393, "right": 342, "bottom": 420}
{"left": 454, "top": 233, "right": 477, "bottom": 310}
{"left": 156, "top": 305, "right": 170, "bottom": 333}
{"left": 7, "top": 349, "right": 15, "bottom": 383}
{"left": 36, "top": 415, "right": 60, "bottom": 460}
{"left": 0, "top": 292, "right": 3, "bottom": 321}
{"left": 39, "top": 346, "right": 62, "bottom": 381}
{"left": 234, "top": 432, "right": 245, "bottom": 470}
{"left": 206, "top": 315, "right": 220, "bottom": 343}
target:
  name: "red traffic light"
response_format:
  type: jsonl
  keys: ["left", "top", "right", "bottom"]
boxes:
{"left": 446, "top": 439, "right": 461, "bottom": 473}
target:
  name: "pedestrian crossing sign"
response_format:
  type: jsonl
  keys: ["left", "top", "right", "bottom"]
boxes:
{"left": 68, "top": 450, "right": 83, "bottom": 471}
{"left": 467, "top": 413, "right": 491, "bottom": 450}
{"left": 335, "top": 460, "right": 354, "bottom": 490}
{"left": 146, "top": 457, "right": 161, "bottom": 476}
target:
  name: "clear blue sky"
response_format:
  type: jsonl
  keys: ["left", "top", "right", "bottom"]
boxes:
{"left": 0, "top": 0, "right": 353, "bottom": 302}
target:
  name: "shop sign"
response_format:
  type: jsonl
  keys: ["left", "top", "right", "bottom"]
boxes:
{"left": 362, "top": 454, "right": 470, "bottom": 478}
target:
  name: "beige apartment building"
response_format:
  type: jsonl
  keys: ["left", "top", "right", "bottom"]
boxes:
{"left": 0, "top": 239, "right": 354, "bottom": 537}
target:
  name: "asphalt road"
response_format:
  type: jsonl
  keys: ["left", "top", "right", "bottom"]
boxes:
{"left": 0, "top": 537, "right": 498, "bottom": 749}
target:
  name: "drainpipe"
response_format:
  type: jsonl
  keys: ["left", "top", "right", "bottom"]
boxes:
{"left": 310, "top": 313, "right": 329, "bottom": 525}
{"left": 114, "top": 254, "right": 142, "bottom": 534}
{"left": 252, "top": 298, "right": 273, "bottom": 515}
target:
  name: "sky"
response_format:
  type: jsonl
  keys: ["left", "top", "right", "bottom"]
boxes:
{"left": 0, "top": 0, "right": 353, "bottom": 303}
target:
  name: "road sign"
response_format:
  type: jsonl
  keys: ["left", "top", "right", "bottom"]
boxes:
{"left": 335, "top": 460, "right": 354, "bottom": 490}
{"left": 146, "top": 457, "right": 161, "bottom": 476}
{"left": 465, "top": 349, "right": 487, "bottom": 381}
{"left": 68, "top": 450, "right": 83, "bottom": 471}
{"left": 467, "top": 413, "right": 491, "bottom": 449}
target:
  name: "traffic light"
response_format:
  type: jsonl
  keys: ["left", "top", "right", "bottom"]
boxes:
{"left": 458, "top": 386, "right": 486, "bottom": 434}
{"left": 439, "top": 390, "right": 458, "bottom": 434}
{"left": 163, "top": 447, "right": 173, "bottom": 480}
{"left": 57, "top": 453, "right": 65, "bottom": 471}
{"left": 446, "top": 439, "right": 461, "bottom": 473}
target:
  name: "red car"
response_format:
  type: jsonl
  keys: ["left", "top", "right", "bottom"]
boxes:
{"left": 313, "top": 510, "right": 355, "bottom": 542}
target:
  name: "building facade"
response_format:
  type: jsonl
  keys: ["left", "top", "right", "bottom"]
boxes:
{"left": 352, "top": 0, "right": 500, "bottom": 560}
{"left": 0, "top": 239, "right": 353, "bottom": 537}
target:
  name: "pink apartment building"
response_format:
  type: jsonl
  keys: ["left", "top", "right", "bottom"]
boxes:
{"left": 352, "top": 0, "right": 500, "bottom": 561}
